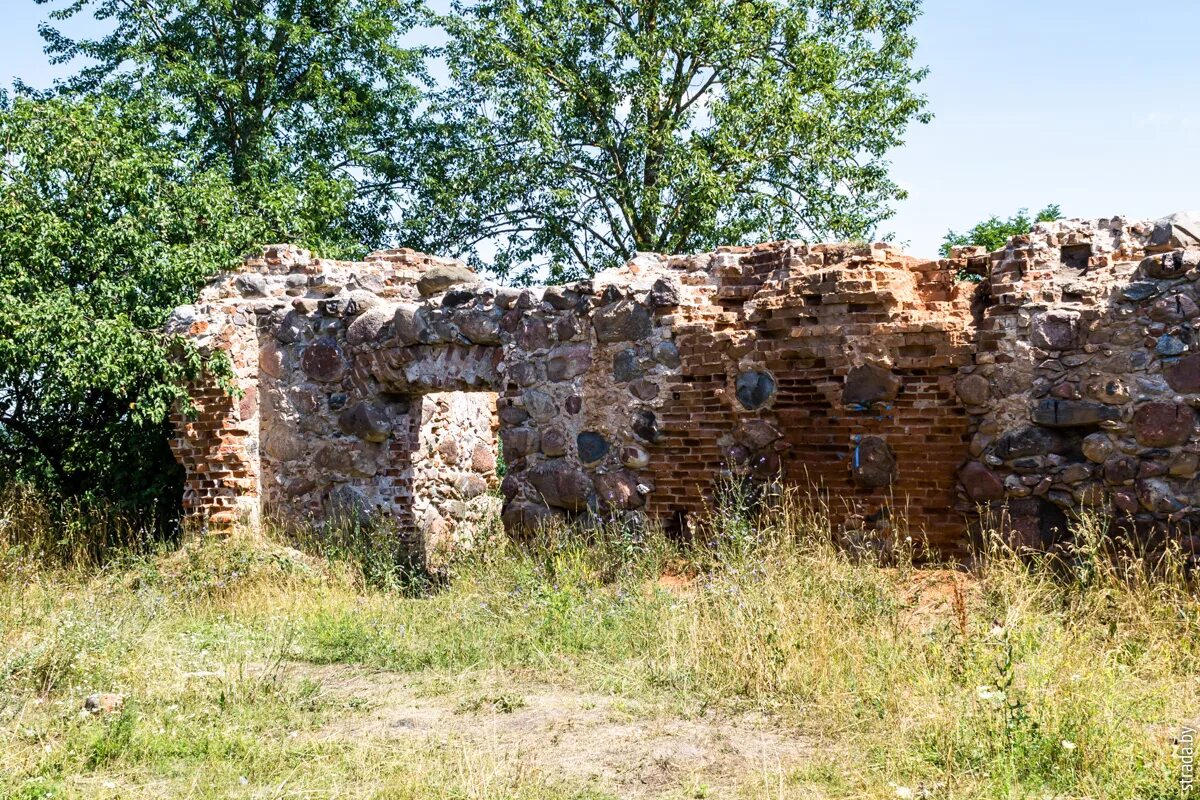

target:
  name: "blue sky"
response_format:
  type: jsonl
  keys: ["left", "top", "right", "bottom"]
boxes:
{"left": 2, "top": 0, "right": 1197, "bottom": 258}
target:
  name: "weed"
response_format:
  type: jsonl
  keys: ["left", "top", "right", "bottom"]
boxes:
{"left": 456, "top": 692, "right": 527, "bottom": 714}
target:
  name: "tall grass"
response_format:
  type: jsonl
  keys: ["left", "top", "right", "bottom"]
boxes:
{"left": 1, "top": 486, "right": 1197, "bottom": 798}
{"left": 0, "top": 486, "right": 167, "bottom": 570}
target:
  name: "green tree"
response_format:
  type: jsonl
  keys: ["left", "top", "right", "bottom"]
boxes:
{"left": 940, "top": 204, "right": 1063, "bottom": 258}
{"left": 0, "top": 93, "right": 345, "bottom": 524}
{"left": 36, "top": 0, "right": 428, "bottom": 250}
{"left": 404, "top": 0, "right": 930, "bottom": 282}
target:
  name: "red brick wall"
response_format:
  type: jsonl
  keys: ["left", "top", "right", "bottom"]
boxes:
{"left": 170, "top": 323, "right": 261, "bottom": 528}
{"left": 646, "top": 243, "right": 976, "bottom": 552}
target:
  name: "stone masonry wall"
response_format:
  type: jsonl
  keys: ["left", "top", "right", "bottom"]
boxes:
{"left": 958, "top": 212, "right": 1200, "bottom": 554}
{"left": 168, "top": 213, "right": 1200, "bottom": 561}
{"left": 167, "top": 246, "right": 500, "bottom": 557}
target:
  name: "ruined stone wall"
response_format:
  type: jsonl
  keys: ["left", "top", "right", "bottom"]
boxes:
{"left": 168, "top": 213, "right": 1200, "bottom": 560}
{"left": 957, "top": 213, "right": 1200, "bottom": 553}
{"left": 167, "top": 246, "right": 500, "bottom": 556}
{"left": 169, "top": 316, "right": 261, "bottom": 528}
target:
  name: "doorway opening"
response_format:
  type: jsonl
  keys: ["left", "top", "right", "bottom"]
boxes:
{"left": 410, "top": 390, "right": 502, "bottom": 565}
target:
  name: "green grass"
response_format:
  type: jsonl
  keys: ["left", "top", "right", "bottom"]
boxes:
{"left": 1, "top": 492, "right": 1196, "bottom": 798}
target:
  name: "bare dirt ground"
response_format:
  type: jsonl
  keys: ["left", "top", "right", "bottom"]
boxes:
{"left": 288, "top": 662, "right": 814, "bottom": 798}
{"left": 896, "top": 568, "right": 982, "bottom": 636}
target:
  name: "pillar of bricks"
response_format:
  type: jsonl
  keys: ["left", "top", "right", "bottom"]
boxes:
{"left": 169, "top": 319, "right": 262, "bottom": 529}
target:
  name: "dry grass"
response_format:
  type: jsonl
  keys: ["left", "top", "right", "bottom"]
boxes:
{"left": 1, "top": 490, "right": 1197, "bottom": 798}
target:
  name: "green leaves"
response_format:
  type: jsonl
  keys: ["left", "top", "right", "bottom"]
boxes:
{"left": 940, "top": 204, "right": 1063, "bottom": 258}
{"left": 36, "top": 0, "right": 429, "bottom": 252}
{"left": 403, "top": 0, "right": 929, "bottom": 281}
{"left": 0, "top": 93, "right": 339, "bottom": 522}
{"left": 11, "top": 0, "right": 431, "bottom": 521}
{"left": 8, "top": 0, "right": 933, "bottom": 519}
{"left": 0, "top": 95, "right": 226, "bottom": 512}
{"left": 35, "top": 0, "right": 932, "bottom": 285}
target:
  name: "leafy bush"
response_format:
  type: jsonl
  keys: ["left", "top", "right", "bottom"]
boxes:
{"left": 941, "top": 204, "right": 1063, "bottom": 258}
{"left": 0, "top": 92, "right": 364, "bottom": 530}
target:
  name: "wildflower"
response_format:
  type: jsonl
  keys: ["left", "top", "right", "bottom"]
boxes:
{"left": 890, "top": 784, "right": 914, "bottom": 799}
{"left": 975, "top": 685, "right": 1005, "bottom": 704}
{"left": 1061, "top": 740, "right": 1076, "bottom": 750}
